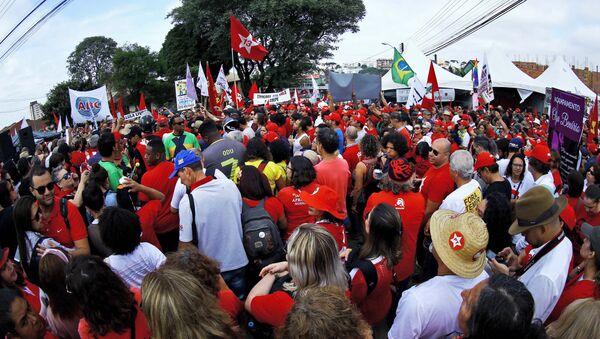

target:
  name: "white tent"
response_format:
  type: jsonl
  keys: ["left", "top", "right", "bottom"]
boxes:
{"left": 381, "top": 44, "right": 472, "bottom": 91}
{"left": 536, "top": 57, "right": 596, "bottom": 100}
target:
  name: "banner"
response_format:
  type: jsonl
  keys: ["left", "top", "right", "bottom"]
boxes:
{"left": 68, "top": 85, "right": 112, "bottom": 124}
{"left": 396, "top": 88, "right": 455, "bottom": 103}
{"left": 174, "top": 80, "right": 195, "bottom": 111}
{"left": 406, "top": 78, "right": 426, "bottom": 108}
{"left": 124, "top": 109, "right": 151, "bottom": 121}
{"left": 479, "top": 54, "right": 494, "bottom": 103}
{"left": 548, "top": 88, "right": 585, "bottom": 182}
{"left": 253, "top": 89, "right": 291, "bottom": 105}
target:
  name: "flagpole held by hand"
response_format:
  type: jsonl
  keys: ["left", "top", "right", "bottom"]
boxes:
{"left": 231, "top": 48, "right": 239, "bottom": 109}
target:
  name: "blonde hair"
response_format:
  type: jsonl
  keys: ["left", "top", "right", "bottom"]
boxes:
{"left": 285, "top": 223, "right": 348, "bottom": 293}
{"left": 140, "top": 267, "right": 236, "bottom": 339}
{"left": 280, "top": 286, "right": 372, "bottom": 339}
{"left": 547, "top": 298, "right": 600, "bottom": 339}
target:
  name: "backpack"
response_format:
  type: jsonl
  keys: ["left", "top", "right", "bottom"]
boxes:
{"left": 59, "top": 197, "right": 71, "bottom": 230}
{"left": 345, "top": 250, "right": 379, "bottom": 296}
{"left": 241, "top": 199, "right": 285, "bottom": 269}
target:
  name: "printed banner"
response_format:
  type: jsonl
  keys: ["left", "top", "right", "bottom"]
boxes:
{"left": 124, "top": 109, "right": 151, "bottom": 121}
{"left": 68, "top": 85, "right": 112, "bottom": 124}
{"left": 253, "top": 89, "right": 291, "bottom": 105}
{"left": 175, "top": 80, "right": 196, "bottom": 111}
{"left": 396, "top": 88, "right": 455, "bottom": 103}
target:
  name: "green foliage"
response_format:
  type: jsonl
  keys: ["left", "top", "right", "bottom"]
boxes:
{"left": 163, "top": 0, "right": 366, "bottom": 92}
{"left": 41, "top": 80, "right": 94, "bottom": 126}
{"left": 111, "top": 44, "right": 160, "bottom": 95}
{"left": 359, "top": 67, "right": 388, "bottom": 76}
{"left": 66, "top": 36, "right": 117, "bottom": 85}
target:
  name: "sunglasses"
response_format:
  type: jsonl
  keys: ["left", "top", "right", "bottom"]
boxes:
{"left": 32, "top": 182, "right": 54, "bottom": 195}
{"left": 59, "top": 172, "right": 71, "bottom": 181}
{"left": 430, "top": 149, "right": 440, "bottom": 156}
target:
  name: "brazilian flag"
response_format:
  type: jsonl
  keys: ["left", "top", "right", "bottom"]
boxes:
{"left": 391, "top": 48, "right": 415, "bottom": 86}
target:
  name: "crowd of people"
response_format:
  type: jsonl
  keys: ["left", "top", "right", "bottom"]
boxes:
{"left": 0, "top": 96, "right": 599, "bottom": 339}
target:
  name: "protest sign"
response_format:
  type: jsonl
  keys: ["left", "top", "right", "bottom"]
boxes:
{"left": 175, "top": 79, "right": 196, "bottom": 111}
{"left": 253, "top": 89, "right": 291, "bottom": 105}
{"left": 69, "top": 85, "right": 112, "bottom": 124}
{"left": 124, "top": 109, "right": 151, "bottom": 121}
{"left": 547, "top": 88, "right": 585, "bottom": 181}
{"left": 396, "top": 88, "right": 455, "bottom": 103}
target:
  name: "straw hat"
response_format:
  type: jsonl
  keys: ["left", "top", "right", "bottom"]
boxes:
{"left": 508, "top": 186, "right": 567, "bottom": 235}
{"left": 430, "top": 210, "right": 489, "bottom": 278}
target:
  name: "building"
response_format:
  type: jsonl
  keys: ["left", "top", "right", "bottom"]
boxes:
{"left": 376, "top": 59, "right": 393, "bottom": 70}
{"left": 29, "top": 101, "right": 44, "bottom": 120}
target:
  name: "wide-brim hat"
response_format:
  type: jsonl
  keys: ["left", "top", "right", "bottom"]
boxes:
{"left": 430, "top": 210, "right": 489, "bottom": 279}
{"left": 299, "top": 185, "right": 344, "bottom": 220}
{"left": 581, "top": 223, "right": 600, "bottom": 252}
{"left": 509, "top": 186, "right": 567, "bottom": 235}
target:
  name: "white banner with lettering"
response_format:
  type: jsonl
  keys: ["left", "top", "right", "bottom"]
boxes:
{"left": 253, "top": 89, "right": 291, "bottom": 105}
{"left": 68, "top": 85, "right": 112, "bottom": 124}
{"left": 396, "top": 88, "right": 455, "bottom": 103}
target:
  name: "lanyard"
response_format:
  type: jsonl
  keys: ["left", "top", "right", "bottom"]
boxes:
{"left": 517, "top": 231, "right": 565, "bottom": 277}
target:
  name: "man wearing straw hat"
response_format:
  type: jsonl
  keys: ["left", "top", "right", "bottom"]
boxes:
{"left": 490, "top": 186, "right": 572, "bottom": 322}
{"left": 389, "top": 211, "right": 489, "bottom": 339}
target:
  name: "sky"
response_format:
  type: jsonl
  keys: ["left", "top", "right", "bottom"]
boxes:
{"left": 0, "top": 0, "right": 598, "bottom": 129}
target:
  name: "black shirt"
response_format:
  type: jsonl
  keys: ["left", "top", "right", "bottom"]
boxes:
{"left": 483, "top": 179, "right": 512, "bottom": 201}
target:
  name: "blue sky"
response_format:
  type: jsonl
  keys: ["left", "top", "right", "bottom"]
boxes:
{"left": 0, "top": 0, "right": 598, "bottom": 129}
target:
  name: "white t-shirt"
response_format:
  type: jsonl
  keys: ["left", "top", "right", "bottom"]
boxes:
{"left": 14, "top": 231, "right": 72, "bottom": 264}
{"left": 439, "top": 180, "right": 482, "bottom": 214}
{"left": 170, "top": 169, "right": 228, "bottom": 210}
{"left": 104, "top": 242, "right": 165, "bottom": 288}
{"left": 507, "top": 175, "right": 534, "bottom": 200}
{"left": 533, "top": 172, "right": 556, "bottom": 195}
{"left": 389, "top": 271, "right": 488, "bottom": 339}
{"left": 242, "top": 126, "right": 256, "bottom": 140}
{"left": 518, "top": 235, "right": 572, "bottom": 322}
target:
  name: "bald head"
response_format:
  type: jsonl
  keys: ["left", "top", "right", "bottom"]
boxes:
{"left": 345, "top": 126, "right": 358, "bottom": 141}
{"left": 430, "top": 138, "right": 451, "bottom": 167}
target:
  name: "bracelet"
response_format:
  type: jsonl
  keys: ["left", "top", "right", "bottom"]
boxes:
{"left": 575, "top": 266, "right": 583, "bottom": 273}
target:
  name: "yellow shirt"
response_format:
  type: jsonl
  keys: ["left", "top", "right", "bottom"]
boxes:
{"left": 233, "top": 159, "right": 285, "bottom": 192}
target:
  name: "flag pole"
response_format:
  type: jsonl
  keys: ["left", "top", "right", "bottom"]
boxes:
{"left": 230, "top": 48, "right": 239, "bottom": 109}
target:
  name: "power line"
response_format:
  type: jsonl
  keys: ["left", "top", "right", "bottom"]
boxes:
{"left": 0, "top": 0, "right": 16, "bottom": 22}
{"left": 412, "top": 0, "right": 472, "bottom": 43}
{"left": 0, "top": 0, "right": 47, "bottom": 48}
{"left": 409, "top": 0, "right": 463, "bottom": 41}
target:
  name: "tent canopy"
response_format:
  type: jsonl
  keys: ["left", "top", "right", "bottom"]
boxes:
{"left": 381, "top": 44, "right": 472, "bottom": 91}
{"left": 536, "top": 57, "right": 596, "bottom": 100}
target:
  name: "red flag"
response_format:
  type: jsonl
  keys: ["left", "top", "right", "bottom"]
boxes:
{"left": 52, "top": 112, "right": 59, "bottom": 126}
{"left": 206, "top": 63, "right": 219, "bottom": 114}
{"left": 139, "top": 93, "right": 146, "bottom": 110}
{"left": 231, "top": 83, "right": 244, "bottom": 108}
{"left": 218, "top": 91, "right": 226, "bottom": 110}
{"left": 230, "top": 15, "right": 268, "bottom": 61}
{"left": 421, "top": 61, "right": 440, "bottom": 110}
{"left": 117, "top": 96, "right": 124, "bottom": 119}
{"left": 108, "top": 93, "right": 117, "bottom": 119}
{"left": 589, "top": 95, "right": 599, "bottom": 143}
{"left": 151, "top": 108, "right": 158, "bottom": 120}
{"left": 248, "top": 81, "right": 259, "bottom": 102}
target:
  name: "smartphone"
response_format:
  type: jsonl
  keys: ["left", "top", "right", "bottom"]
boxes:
{"left": 486, "top": 249, "right": 505, "bottom": 264}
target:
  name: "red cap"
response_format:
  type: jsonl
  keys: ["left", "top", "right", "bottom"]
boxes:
{"left": 461, "top": 114, "right": 470, "bottom": 121}
{"left": 263, "top": 131, "right": 280, "bottom": 143}
{"left": 266, "top": 122, "right": 278, "bottom": 132}
{"left": 0, "top": 247, "right": 9, "bottom": 269}
{"left": 157, "top": 115, "right": 168, "bottom": 124}
{"left": 321, "top": 106, "right": 330, "bottom": 112}
{"left": 325, "top": 113, "right": 341, "bottom": 123}
{"left": 474, "top": 151, "right": 496, "bottom": 170}
{"left": 433, "top": 119, "right": 443, "bottom": 126}
{"left": 352, "top": 115, "right": 366, "bottom": 125}
{"left": 299, "top": 185, "right": 344, "bottom": 220}
{"left": 525, "top": 144, "right": 551, "bottom": 165}
{"left": 589, "top": 143, "right": 598, "bottom": 154}
{"left": 460, "top": 120, "right": 470, "bottom": 127}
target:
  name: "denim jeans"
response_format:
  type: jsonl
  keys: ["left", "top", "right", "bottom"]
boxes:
{"left": 222, "top": 266, "right": 247, "bottom": 300}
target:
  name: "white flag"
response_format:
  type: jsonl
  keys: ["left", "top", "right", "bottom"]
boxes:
{"left": 20, "top": 110, "right": 28, "bottom": 130}
{"left": 294, "top": 88, "right": 300, "bottom": 104}
{"left": 478, "top": 54, "right": 494, "bottom": 104}
{"left": 310, "top": 76, "right": 319, "bottom": 103}
{"left": 196, "top": 61, "right": 209, "bottom": 97}
{"left": 216, "top": 65, "right": 231, "bottom": 95}
{"left": 56, "top": 117, "right": 63, "bottom": 132}
{"left": 407, "top": 77, "right": 426, "bottom": 108}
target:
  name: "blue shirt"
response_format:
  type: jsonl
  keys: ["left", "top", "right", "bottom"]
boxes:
{"left": 336, "top": 128, "right": 344, "bottom": 155}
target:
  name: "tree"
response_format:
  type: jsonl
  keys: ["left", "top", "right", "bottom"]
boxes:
{"left": 111, "top": 44, "right": 161, "bottom": 97}
{"left": 41, "top": 80, "right": 95, "bottom": 126}
{"left": 67, "top": 36, "right": 118, "bottom": 86}
{"left": 163, "top": 0, "right": 365, "bottom": 92}
{"left": 359, "top": 67, "right": 387, "bottom": 76}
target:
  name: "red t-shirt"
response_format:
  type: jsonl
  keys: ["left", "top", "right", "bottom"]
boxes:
{"left": 315, "top": 158, "right": 350, "bottom": 219}
{"left": 40, "top": 198, "right": 87, "bottom": 248}
{"left": 250, "top": 291, "right": 294, "bottom": 328}
{"left": 153, "top": 128, "right": 171, "bottom": 139}
{"left": 547, "top": 274, "right": 598, "bottom": 324}
{"left": 350, "top": 257, "right": 393, "bottom": 325}
{"left": 70, "top": 151, "right": 87, "bottom": 167}
{"left": 139, "top": 161, "right": 179, "bottom": 234}
{"left": 364, "top": 190, "right": 425, "bottom": 281}
{"left": 342, "top": 143, "right": 361, "bottom": 174}
{"left": 135, "top": 200, "right": 163, "bottom": 251}
{"left": 431, "top": 132, "right": 445, "bottom": 143}
{"left": 78, "top": 288, "right": 151, "bottom": 339}
{"left": 277, "top": 182, "right": 318, "bottom": 240}
{"left": 22, "top": 280, "right": 41, "bottom": 313}
{"left": 242, "top": 197, "right": 284, "bottom": 224}
{"left": 135, "top": 143, "right": 148, "bottom": 169}
{"left": 421, "top": 162, "right": 454, "bottom": 203}
{"left": 398, "top": 127, "right": 412, "bottom": 149}
{"left": 567, "top": 196, "right": 580, "bottom": 211}
{"left": 316, "top": 220, "right": 347, "bottom": 251}
{"left": 218, "top": 289, "right": 243, "bottom": 322}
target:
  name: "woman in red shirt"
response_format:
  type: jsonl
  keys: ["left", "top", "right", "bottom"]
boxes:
{"left": 0, "top": 247, "right": 42, "bottom": 313}
{"left": 238, "top": 166, "right": 287, "bottom": 230}
{"left": 277, "top": 156, "right": 318, "bottom": 240}
{"left": 65, "top": 255, "right": 151, "bottom": 339}
{"left": 348, "top": 203, "right": 402, "bottom": 327}
{"left": 245, "top": 224, "right": 348, "bottom": 329}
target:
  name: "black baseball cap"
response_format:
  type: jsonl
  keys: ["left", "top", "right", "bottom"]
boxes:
{"left": 581, "top": 223, "right": 600, "bottom": 251}
{"left": 125, "top": 125, "right": 143, "bottom": 138}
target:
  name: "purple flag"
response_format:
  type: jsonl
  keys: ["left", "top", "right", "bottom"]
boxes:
{"left": 185, "top": 64, "right": 198, "bottom": 102}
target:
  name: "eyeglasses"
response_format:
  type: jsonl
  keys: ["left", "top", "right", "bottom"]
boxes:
{"left": 32, "top": 182, "right": 54, "bottom": 195}
{"left": 430, "top": 149, "right": 440, "bottom": 156}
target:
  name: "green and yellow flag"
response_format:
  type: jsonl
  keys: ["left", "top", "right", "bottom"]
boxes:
{"left": 391, "top": 48, "right": 415, "bottom": 86}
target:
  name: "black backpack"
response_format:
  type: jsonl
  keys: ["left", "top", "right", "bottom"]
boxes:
{"left": 241, "top": 199, "right": 285, "bottom": 269}
{"left": 345, "top": 250, "right": 379, "bottom": 295}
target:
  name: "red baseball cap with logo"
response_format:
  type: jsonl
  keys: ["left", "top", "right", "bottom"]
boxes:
{"left": 474, "top": 151, "right": 496, "bottom": 170}
{"left": 525, "top": 143, "right": 551, "bottom": 164}
{"left": 325, "top": 113, "right": 341, "bottom": 123}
